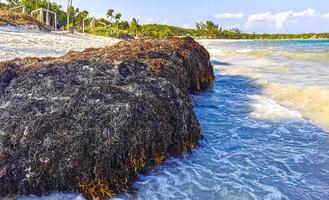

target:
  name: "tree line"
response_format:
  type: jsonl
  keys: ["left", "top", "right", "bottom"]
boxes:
{"left": 2, "top": 0, "right": 329, "bottom": 39}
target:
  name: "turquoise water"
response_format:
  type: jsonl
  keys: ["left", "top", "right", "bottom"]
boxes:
{"left": 17, "top": 40, "right": 329, "bottom": 200}
{"left": 205, "top": 39, "right": 329, "bottom": 51}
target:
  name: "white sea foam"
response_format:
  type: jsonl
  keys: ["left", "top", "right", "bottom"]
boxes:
{"left": 236, "top": 49, "right": 253, "bottom": 53}
{"left": 208, "top": 48, "right": 329, "bottom": 64}
{"left": 18, "top": 192, "right": 83, "bottom": 200}
{"left": 204, "top": 39, "right": 329, "bottom": 132}
{"left": 218, "top": 64, "right": 329, "bottom": 131}
{"left": 248, "top": 95, "right": 302, "bottom": 122}
{"left": 259, "top": 81, "right": 329, "bottom": 132}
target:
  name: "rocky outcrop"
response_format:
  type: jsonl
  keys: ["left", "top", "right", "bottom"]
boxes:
{"left": 0, "top": 37, "right": 214, "bottom": 199}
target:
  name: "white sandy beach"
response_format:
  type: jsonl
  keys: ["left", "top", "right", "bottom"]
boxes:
{"left": 0, "top": 25, "right": 120, "bottom": 61}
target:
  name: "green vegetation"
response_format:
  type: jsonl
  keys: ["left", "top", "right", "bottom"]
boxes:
{"left": 129, "top": 18, "right": 141, "bottom": 37}
{"left": 141, "top": 24, "right": 197, "bottom": 38}
{"left": 2, "top": 0, "right": 329, "bottom": 39}
{"left": 140, "top": 23, "right": 329, "bottom": 39}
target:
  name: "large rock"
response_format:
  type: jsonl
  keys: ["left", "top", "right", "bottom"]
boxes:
{"left": 0, "top": 37, "right": 214, "bottom": 199}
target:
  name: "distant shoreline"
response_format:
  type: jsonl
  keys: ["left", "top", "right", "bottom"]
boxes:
{"left": 196, "top": 38, "right": 329, "bottom": 41}
{"left": 1, "top": 22, "right": 329, "bottom": 41}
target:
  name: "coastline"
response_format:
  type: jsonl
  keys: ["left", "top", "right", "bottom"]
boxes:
{"left": 197, "top": 38, "right": 329, "bottom": 42}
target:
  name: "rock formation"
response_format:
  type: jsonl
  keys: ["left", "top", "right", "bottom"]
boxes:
{"left": 0, "top": 37, "right": 214, "bottom": 199}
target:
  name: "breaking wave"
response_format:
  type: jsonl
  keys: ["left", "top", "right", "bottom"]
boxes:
{"left": 214, "top": 65, "right": 329, "bottom": 132}
{"left": 248, "top": 94, "right": 303, "bottom": 122}
{"left": 208, "top": 48, "right": 329, "bottom": 63}
{"left": 284, "top": 51, "right": 329, "bottom": 63}
{"left": 206, "top": 39, "right": 329, "bottom": 132}
{"left": 259, "top": 81, "right": 329, "bottom": 132}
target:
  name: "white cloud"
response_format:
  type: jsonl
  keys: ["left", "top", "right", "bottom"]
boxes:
{"left": 323, "top": 13, "right": 329, "bottom": 19}
{"left": 215, "top": 13, "right": 244, "bottom": 19}
{"left": 246, "top": 8, "right": 316, "bottom": 30}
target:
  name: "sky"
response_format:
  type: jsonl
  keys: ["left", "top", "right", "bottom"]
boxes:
{"left": 48, "top": 0, "right": 329, "bottom": 33}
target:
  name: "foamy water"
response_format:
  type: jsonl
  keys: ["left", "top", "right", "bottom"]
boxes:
{"left": 203, "top": 39, "right": 329, "bottom": 131}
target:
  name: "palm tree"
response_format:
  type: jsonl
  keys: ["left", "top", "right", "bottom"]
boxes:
{"left": 66, "top": 0, "right": 73, "bottom": 30}
{"left": 114, "top": 13, "right": 122, "bottom": 22}
{"left": 204, "top": 21, "right": 220, "bottom": 38}
{"left": 195, "top": 21, "right": 204, "bottom": 30}
{"left": 106, "top": 9, "right": 114, "bottom": 22}
{"left": 129, "top": 18, "right": 141, "bottom": 37}
{"left": 196, "top": 21, "right": 220, "bottom": 39}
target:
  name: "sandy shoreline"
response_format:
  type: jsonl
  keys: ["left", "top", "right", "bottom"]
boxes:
{"left": 0, "top": 25, "right": 120, "bottom": 61}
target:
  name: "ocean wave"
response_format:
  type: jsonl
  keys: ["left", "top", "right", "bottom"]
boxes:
{"left": 248, "top": 95, "right": 303, "bottom": 122}
{"left": 284, "top": 51, "right": 329, "bottom": 63}
{"left": 208, "top": 48, "right": 329, "bottom": 63}
{"left": 213, "top": 64, "right": 329, "bottom": 132}
{"left": 213, "top": 63, "right": 293, "bottom": 77}
{"left": 259, "top": 80, "right": 329, "bottom": 132}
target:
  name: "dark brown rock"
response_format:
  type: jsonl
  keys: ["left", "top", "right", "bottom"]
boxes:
{"left": 0, "top": 37, "right": 214, "bottom": 199}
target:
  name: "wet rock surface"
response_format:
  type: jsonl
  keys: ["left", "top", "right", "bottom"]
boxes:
{"left": 0, "top": 37, "right": 214, "bottom": 199}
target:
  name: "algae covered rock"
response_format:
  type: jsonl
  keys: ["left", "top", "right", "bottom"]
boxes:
{"left": 0, "top": 37, "right": 214, "bottom": 199}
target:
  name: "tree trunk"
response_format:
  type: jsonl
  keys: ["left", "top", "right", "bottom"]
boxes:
{"left": 66, "top": 0, "right": 72, "bottom": 30}
{"left": 46, "top": 0, "right": 50, "bottom": 26}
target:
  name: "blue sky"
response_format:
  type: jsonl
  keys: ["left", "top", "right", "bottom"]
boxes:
{"left": 50, "top": 0, "right": 329, "bottom": 33}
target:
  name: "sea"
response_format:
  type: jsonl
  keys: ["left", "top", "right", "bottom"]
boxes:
{"left": 17, "top": 40, "right": 329, "bottom": 200}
